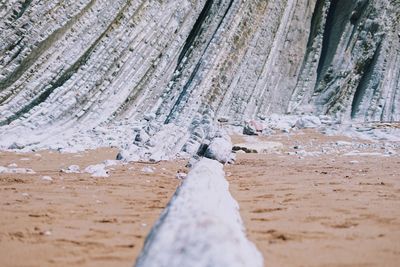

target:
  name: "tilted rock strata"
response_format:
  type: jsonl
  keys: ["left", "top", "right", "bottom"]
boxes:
{"left": 0, "top": 0, "right": 399, "bottom": 154}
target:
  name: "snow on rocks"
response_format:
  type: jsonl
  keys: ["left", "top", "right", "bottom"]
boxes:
{"left": 135, "top": 158, "right": 263, "bottom": 267}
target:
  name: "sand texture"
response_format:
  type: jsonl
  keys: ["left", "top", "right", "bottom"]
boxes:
{"left": 1, "top": 130, "right": 400, "bottom": 267}
{"left": 227, "top": 131, "right": 400, "bottom": 267}
{"left": 0, "top": 149, "right": 183, "bottom": 267}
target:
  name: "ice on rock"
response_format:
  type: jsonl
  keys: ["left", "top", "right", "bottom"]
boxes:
{"left": 135, "top": 158, "right": 263, "bottom": 267}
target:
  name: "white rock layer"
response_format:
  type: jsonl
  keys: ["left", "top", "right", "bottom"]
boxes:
{"left": 0, "top": 0, "right": 398, "bottom": 156}
{"left": 135, "top": 158, "right": 263, "bottom": 267}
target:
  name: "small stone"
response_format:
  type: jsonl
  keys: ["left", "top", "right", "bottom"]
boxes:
{"left": 41, "top": 176, "right": 53, "bottom": 181}
{"left": 204, "top": 136, "right": 233, "bottom": 164}
{"left": 217, "top": 117, "right": 229, "bottom": 123}
{"left": 9, "top": 142, "right": 24, "bottom": 150}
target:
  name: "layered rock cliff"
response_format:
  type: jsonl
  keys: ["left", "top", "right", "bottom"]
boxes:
{"left": 0, "top": 0, "right": 399, "bottom": 153}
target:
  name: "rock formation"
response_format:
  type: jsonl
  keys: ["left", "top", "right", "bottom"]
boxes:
{"left": 0, "top": 0, "right": 399, "bottom": 153}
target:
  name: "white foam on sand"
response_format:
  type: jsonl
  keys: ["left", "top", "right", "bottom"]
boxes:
{"left": 135, "top": 158, "right": 263, "bottom": 267}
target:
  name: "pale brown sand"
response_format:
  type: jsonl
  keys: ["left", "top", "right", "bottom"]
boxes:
{"left": 2, "top": 131, "right": 400, "bottom": 267}
{"left": 227, "top": 131, "right": 400, "bottom": 267}
{"left": 0, "top": 148, "right": 184, "bottom": 267}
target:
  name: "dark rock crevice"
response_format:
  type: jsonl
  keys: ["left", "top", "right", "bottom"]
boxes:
{"left": 177, "top": 0, "right": 214, "bottom": 65}
{"left": 315, "top": 0, "right": 355, "bottom": 87}
{"left": 164, "top": 0, "right": 234, "bottom": 124}
{"left": 0, "top": 36, "right": 98, "bottom": 126}
{"left": 0, "top": 0, "right": 133, "bottom": 125}
{"left": 0, "top": 0, "right": 97, "bottom": 92}
{"left": 12, "top": 0, "right": 33, "bottom": 20}
{"left": 351, "top": 41, "right": 382, "bottom": 119}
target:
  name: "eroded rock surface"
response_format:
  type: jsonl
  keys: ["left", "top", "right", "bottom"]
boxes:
{"left": 0, "top": 0, "right": 398, "bottom": 156}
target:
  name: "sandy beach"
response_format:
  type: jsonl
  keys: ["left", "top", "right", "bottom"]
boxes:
{"left": 0, "top": 149, "right": 184, "bottom": 267}
{"left": 1, "top": 130, "right": 400, "bottom": 267}
{"left": 227, "top": 131, "right": 400, "bottom": 267}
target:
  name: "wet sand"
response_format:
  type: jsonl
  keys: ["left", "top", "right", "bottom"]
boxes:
{"left": 227, "top": 131, "right": 400, "bottom": 267}
{"left": 0, "top": 149, "right": 183, "bottom": 267}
